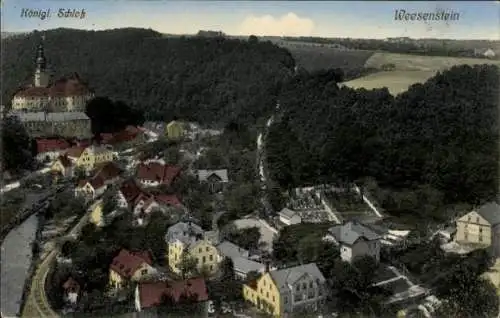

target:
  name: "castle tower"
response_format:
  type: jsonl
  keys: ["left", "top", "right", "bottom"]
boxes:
{"left": 34, "top": 36, "right": 49, "bottom": 87}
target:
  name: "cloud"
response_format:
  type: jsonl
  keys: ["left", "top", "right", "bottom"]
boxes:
{"left": 238, "top": 12, "right": 315, "bottom": 36}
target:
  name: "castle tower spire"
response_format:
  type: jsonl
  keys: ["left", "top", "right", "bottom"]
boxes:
{"left": 34, "top": 35, "right": 49, "bottom": 87}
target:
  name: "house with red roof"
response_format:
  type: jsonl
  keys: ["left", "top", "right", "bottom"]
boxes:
{"left": 132, "top": 193, "right": 183, "bottom": 225}
{"left": 35, "top": 138, "right": 71, "bottom": 162}
{"left": 51, "top": 155, "right": 74, "bottom": 178}
{"left": 134, "top": 277, "right": 209, "bottom": 315}
{"left": 109, "top": 249, "right": 157, "bottom": 290}
{"left": 117, "top": 179, "right": 144, "bottom": 209}
{"left": 136, "top": 162, "right": 181, "bottom": 188}
{"left": 62, "top": 277, "right": 81, "bottom": 306}
{"left": 100, "top": 125, "right": 146, "bottom": 148}
{"left": 74, "top": 162, "right": 122, "bottom": 200}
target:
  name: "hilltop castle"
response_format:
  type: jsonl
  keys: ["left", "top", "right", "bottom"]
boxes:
{"left": 10, "top": 38, "right": 92, "bottom": 139}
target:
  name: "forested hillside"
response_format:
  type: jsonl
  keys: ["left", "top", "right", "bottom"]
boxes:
{"left": 2, "top": 28, "right": 295, "bottom": 125}
{"left": 266, "top": 65, "right": 499, "bottom": 219}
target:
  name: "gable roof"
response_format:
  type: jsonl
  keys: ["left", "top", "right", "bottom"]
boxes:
{"left": 476, "top": 202, "right": 500, "bottom": 225}
{"left": 269, "top": 263, "right": 325, "bottom": 293}
{"left": 197, "top": 169, "right": 229, "bottom": 183}
{"left": 232, "top": 256, "right": 266, "bottom": 275}
{"left": 56, "top": 155, "right": 73, "bottom": 168}
{"left": 166, "top": 222, "right": 205, "bottom": 246}
{"left": 156, "top": 194, "right": 182, "bottom": 207}
{"left": 110, "top": 249, "right": 153, "bottom": 279}
{"left": 217, "top": 241, "right": 249, "bottom": 258}
{"left": 36, "top": 138, "right": 70, "bottom": 154}
{"left": 119, "top": 179, "right": 144, "bottom": 203}
{"left": 95, "top": 162, "right": 121, "bottom": 180}
{"left": 137, "top": 162, "right": 182, "bottom": 186}
{"left": 137, "top": 277, "right": 209, "bottom": 310}
{"left": 65, "top": 146, "right": 85, "bottom": 159}
{"left": 279, "top": 208, "right": 300, "bottom": 219}
{"left": 328, "top": 221, "right": 381, "bottom": 245}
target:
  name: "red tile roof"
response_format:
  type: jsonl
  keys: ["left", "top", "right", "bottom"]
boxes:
{"left": 89, "top": 176, "right": 105, "bottom": 190}
{"left": 156, "top": 194, "right": 181, "bottom": 207}
{"left": 14, "top": 76, "right": 91, "bottom": 98}
{"left": 95, "top": 162, "right": 121, "bottom": 180}
{"left": 36, "top": 138, "right": 70, "bottom": 154}
{"left": 57, "top": 155, "right": 73, "bottom": 168}
{"left": 65, "top": 146, "right": 85, "bottom": 159}
{"left": 119, "top": 179, "right": 144, "bottom": 203}
{"left": 138, "top": 277, "right": 209, "bottom": 310}
{"left": 110, "top": 249, "right": 153, "bottom": 279}
{"left": 137, "top": 163, "right": 181, "bottom": 186}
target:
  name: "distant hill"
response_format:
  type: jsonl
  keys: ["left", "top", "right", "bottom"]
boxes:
{"left": 2, "top": 28, "right": 295, "bottom": 126}
{"left": 1, "top": 32, "right": 27, "bottom": 39}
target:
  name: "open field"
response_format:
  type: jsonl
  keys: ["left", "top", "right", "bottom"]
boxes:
{"left": 285, "top": 46, "right": 374, "bottom": 72}
{"left": 365, "top": 52, "right": 500, "bottom": 71}
{"left": 343, "top": 70, "right": 437, "bottom": 95}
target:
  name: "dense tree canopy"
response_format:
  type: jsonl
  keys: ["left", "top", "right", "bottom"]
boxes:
{"left": 1, "top": 116, "right": 34, "bottom": 172}
{"left": 3, "top": 28, "right": 295, "bottom": 126}
{"left": 86, "top": 97, "right": 144, "bottom": 135}
{"left": 266, "top": 65, "right": 499, "bottom": 221}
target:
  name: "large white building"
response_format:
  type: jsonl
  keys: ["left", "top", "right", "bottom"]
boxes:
{"left": 11, "top": 40, "right": 94, "bottom": 113}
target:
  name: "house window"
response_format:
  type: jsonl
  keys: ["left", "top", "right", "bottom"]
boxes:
{"left": 309, "top": 281, "right": 313, "bottom": 288}
{"left": 203, "top": 256, "right": 206, "bottom": 263}
{"left": 272, "top": 296, "right": 275, "bottom": 302}
{"left": 206, "top": 247, "right": 209, "bottom": 252}
{"left": 468, "top": 216, "right": 471, "bottom": 222}
{"left": 210, "top": 265, "right": 213, "bottom": 271}
{"left": 209, "top": 254, "right": 213, "bottom": 261}
{"left": 479, "top": 227, "right": 483, "bottom": 233}
{"left": 284, "top": 296, "right": 288, "bottom": 304}
{"left": 476, "top": 217, "right": 480, "bottom": 223}
{"left": 199, "top": 248, "right": 202, "bottom": 253}
{"left": 302, "top": 283, "right": 307, "bottom": 290}
{"left": 141, "top": 269, "right": 147, "bottom": 275}
{"left": 296, "top": 285, "right": 300, "bottom": 291}
{"left": 266, "top": 292, "right": 269, "bottom": 298}
{"left": 479, "top": 235, "right": 483, "bottom": 242}
{"left": 465, "top": 233, "right": 468, "bottom": 240}
{"left": 263, "top": 281, "right": 266, "bottom": 286}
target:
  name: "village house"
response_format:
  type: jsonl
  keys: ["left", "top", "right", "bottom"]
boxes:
{"left": 216, "top": 241, "right": 267, "bottom": 280}
{"left": 136, "top": 162, "right": 181, "bottom": 187}
{"left": 196, "top": 169, "right": 229, "bottom": 193}
{"left": 62, "top": 277, "right": 81, "bottom": 308}
{"left": 134, "top": 277, "right": 210, "bottom": 317}
{"left": 117, "top": 179, "right": 144, "bottom": 209}
{"left": 75, "top": 145, "right": 115, "bottom": 172}
{"left": 100, "top": 125, "right": 146, "bottom": 149}
{"left": 51, "top": 155, "right": 74, "bottom": 179}
{"left": 74, "top": 162, "right": 121, "bottom": 200}
{"left": 166, "top": 222, "right": 220, "bottom": 277}
{"left": 325, "top": 220, "right": 381, "bottom": 263}
{"left": 243, "top": 263, "right": 327, "bottom": 317}
{"left": 165, "top": 120, "right": 186, "bottom": 140}
{"left": 455, "top": 202, "right": 500, "bottom": 256}
{"left": 278, "top": 208, "right": 302, "bottom": 226}
{"left": 35, "top": 138, "right": 71, "bottom": 162}
{"left": 109, "top": 249, "right": 158, "bottom": 290}
{"left": 133, "top": 193, "right": 182, "bottom": 224}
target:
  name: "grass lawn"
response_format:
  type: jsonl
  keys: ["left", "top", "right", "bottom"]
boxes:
{"left": 344, "top": 70, "right": 437, "bottom": 96}
{"left": 365, "top": 52, "right": 500, "bottom": 71}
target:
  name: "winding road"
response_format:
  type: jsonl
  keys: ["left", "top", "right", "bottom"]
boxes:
{"left": 23, "top": 202, "right": 93, "bottom": 318}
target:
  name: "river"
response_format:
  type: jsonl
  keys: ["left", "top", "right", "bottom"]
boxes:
{"left": 1, "top": 211, "right": 40, "bottom": 317}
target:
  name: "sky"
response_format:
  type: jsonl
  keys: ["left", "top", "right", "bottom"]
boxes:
{"left": 1, "top": 1, "right": 499, "bottom": 40}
